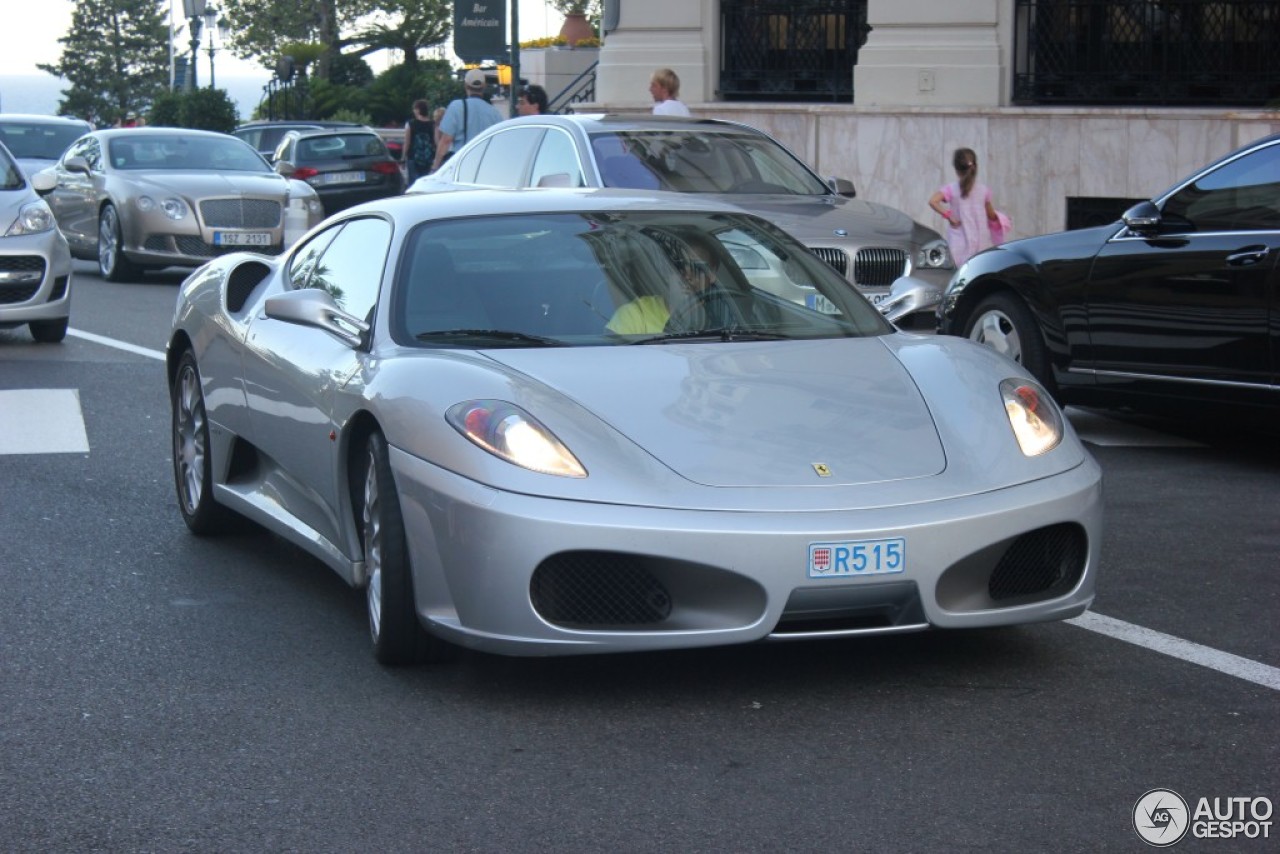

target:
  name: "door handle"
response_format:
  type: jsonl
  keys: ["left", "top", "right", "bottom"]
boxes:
{"left": 1226, "top": 246, "right": 1269, "bottom": 266}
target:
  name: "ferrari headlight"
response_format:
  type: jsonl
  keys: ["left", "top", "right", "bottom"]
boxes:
{"left": 916, "top": 239, "right": 952, "bottom": 269}
{"left": 446, "top": 400, "right": 586, "bottom": 478}
{"left": 5, "top": 199, "right": 56, "bottom": 235}
{"left": 1000, "top": 378, "right": 1063, "bottom": 456}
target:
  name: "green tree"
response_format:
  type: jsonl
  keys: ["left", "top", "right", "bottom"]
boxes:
{"left": 149, "top": 88, "right": 239, "bottom": 132}
{"left": 39, "top": 0, "right": 170, "bottom": 127}
{"left": 219, "top": 0, "right": 451, "bottom": 79}
{"left": 342, "top": 0, "right": 452, "bottom": 69}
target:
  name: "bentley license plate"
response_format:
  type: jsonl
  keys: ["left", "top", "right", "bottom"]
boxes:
{"left": 213, "top": 231, "right": 272, "bottom": 247}
{"left": 808, "top": 538, "right": 905, "bottom": 578}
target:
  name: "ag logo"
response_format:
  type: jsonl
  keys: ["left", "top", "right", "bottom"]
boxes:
{"left": 1133, "top": 789, "right": 1190, "bottom": 846}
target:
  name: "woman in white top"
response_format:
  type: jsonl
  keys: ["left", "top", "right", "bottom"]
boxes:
{"left": 650, "top": 68, "right": 691, "bottom": 117}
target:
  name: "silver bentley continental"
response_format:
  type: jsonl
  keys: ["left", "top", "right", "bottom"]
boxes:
{"left": 40, "top": 127, "right": 324, "bottom": 281}
{"left": 166, "top": 188, "right": 1103, "bottom": 666}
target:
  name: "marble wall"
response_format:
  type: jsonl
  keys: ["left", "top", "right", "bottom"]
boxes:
{"left": 590, "top": 102, "right": 1280, "bottom": 239}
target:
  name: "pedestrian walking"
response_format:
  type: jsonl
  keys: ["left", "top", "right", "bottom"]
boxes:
{"left": 431, "top": 69, "right": 504, "bottom": 174}
{"left": 649, "top": 68, "right": 690, "bottom": 116}
{"left": 928, "top": 147, "right": 1009, "bottom": 266}
{"left": 403, "top": 99, "right": 436, "bottom": 186}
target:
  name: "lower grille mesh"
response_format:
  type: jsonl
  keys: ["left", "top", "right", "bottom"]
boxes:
{"left": 531, "top": 553, "right": 673, "bottom": 627}
{"left": 988, "top": 523, "right": 1086, "bottom": 601}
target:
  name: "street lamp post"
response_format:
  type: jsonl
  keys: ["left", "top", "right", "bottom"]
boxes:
{"left": 182, "top": 0, "right": 208, "bottom": 91}
{"left": 204, "top": 5, "right": 229, "bottom": 89}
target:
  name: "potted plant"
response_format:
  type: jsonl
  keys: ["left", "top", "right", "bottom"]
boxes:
{"left": 550, "top": 0, "right": 600, "bottom": 47}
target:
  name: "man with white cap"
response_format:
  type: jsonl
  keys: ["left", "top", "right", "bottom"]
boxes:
{"left": 430, "top": 68, "right": 504, "bottom": 174}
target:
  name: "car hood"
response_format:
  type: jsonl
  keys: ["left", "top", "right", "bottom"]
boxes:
{"left": 485, "top": 338, "right": 945, "bottom": 488}
{"left": 704, "top": 194, "right": 918, "bottom": 245}
{"left": 115, "top": 170, "right": 289, "bottom": 198}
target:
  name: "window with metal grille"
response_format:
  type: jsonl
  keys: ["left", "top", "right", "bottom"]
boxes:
{"left": 1013, "top": 0, "right": 1280, "bottom": 106}
{"left": 720, "top": 0, "right": 870, "bottom": 103}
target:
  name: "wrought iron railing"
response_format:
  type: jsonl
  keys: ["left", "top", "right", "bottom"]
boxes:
{"left": 1013, "top": 0, "right": 1280, "bottom": 106}
{"left": 549, "top": 61, "right": 599, "bottom": 114}
{"left": 719, "top": 0, "right": 870, "bottom": 103}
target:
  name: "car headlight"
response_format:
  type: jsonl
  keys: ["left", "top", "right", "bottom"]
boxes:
{"left": 1000, "top": 378, "right": 1063, "bottom": 456}
{"left": 138, "top": 196, "right": 190, "bottom": 220}
{"left": 5, "top": 199, "right": 56, "bottom": 235}
{"left": 916, "top": 239, "right": 952, "bottom": 269}
{"left": 446, "top": 400, "right": 587, "bottom": 477}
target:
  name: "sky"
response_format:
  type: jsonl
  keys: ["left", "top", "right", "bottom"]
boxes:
{"left": 0, "top": 0, "right": 564, "bottom": 78}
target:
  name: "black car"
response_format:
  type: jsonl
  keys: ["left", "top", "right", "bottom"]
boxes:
{"left": 937, "top": 133, "right": 1279, "bottom": 422}
{"left": 232, "top": 120, "right": 365, "bottom": 158}
{"left": 271, "top": 129, "right": 405, "bottom": 215}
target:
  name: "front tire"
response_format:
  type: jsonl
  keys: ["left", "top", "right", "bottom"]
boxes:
{"left": 29, "top": 317, "right": 68, "bottom": 343}
{"left": 172, "top": 351, "right": 236, "bottom": 534}
{"left": 99, "top": 204, "right": 142, "bottom": 282}
{"left": 361, "top": 431, "right": 452, "bottom": 665}
{"left": 963, "top": 292, "right": 1051, "bottom": 386}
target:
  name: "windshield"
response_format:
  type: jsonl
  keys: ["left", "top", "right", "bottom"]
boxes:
{"left": 108, "top": 135, "right": 270, "bottom": 172}
{"left": 589, "top": 130, "right": 831, "bottom": 195}
{"left": 0, "top": 147, "right": 23, "bottom": 190}
{"left": 0, "top": 121, "right": 89, "bottom": 161}
{"left": 393, "top": 210, "right": 892, "bottom": 348}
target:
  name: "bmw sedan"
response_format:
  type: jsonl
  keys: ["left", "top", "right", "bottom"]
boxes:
{"left": 0, "top": 141, "right": 73, "bottom": 342}
{"left": 39, "top": 127, "right": 325, "bottom": 281}
{"left": 167, "top": 188, "right": 1102, "bottom": 666}
{"left": 408, "top": 114, "right": 954, "bottom": 321}
{"left": 937, "top": 132, "right": 1280, "bottom": 423}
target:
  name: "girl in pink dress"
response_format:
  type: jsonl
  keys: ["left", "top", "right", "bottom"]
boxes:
{"left": 929, "top": 148, "right": 1005, "bottom": 266}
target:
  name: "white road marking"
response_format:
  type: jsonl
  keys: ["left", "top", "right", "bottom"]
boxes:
{"left": 67, "top": 328, "right": 166, "bottom": 362}
{"left": 1068, "top": 611, "right": 1280, "bottom": 691}
{"left": 1065, "top": 406, "right": 1204, "bottom": 448}
{"left": 0, "top": 389, "right": 90, "bottom": 455}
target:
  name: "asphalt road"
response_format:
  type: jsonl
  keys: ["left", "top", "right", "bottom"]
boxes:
{"left": 2, "top": 262, "right": 1277, "bottom": 852}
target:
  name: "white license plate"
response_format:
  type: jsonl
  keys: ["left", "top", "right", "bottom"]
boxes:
{"left": 213, "top": 231, "right": 272, "bottom": 246}
{"left": 808, "top": 538, "right": 905, "bottom": 578}
{"left": 805, "top": 293, "right": 840, "bottom": 314}
{"left": 324, "top": 171, "right": 366, "bottom": 184}
{"left": 865, "top": 290, "right": 890, "bottom": 305}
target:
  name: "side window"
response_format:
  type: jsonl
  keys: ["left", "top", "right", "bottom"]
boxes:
{"left": 530, "top": 129, "right": 584, "bottom": 188}
{"left": 287, "top": 225, "right": 342, "bottom": 290}
{"left": 1163, "top": 144, "right": 1280, "bottom": 232}
{"left": 303, "top": 217, "right": 392, "bottom": 318}
{"left": 453, "top": 138, "right": 490, "bottom": 184}
{"left": 473, "top": 127, "right": 542, "bottom": 188}
{"left": 83, "top": 138, "right": 103, "bottom": 172}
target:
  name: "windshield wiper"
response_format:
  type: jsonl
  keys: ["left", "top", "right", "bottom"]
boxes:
{"left": 415, "top": 329, "right": 567, "bottom": 347}
{"left": 630, "top": 328, "right": 791, "bottom": 344}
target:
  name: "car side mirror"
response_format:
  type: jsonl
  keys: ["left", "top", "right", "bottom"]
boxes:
{"left": 264, "top": 288, "right": 369, "bottom": 349}
{"left": 30, "top": 168, "right": 58, "bottom": 195}
{"left": 1121, "top": 200, "right": 1162, "bottom": 236}
{"left": 64, "top": 155, "right": 91, "bottom": 175}
{"left": 274, "top": 161, "right": 295, "bottom": 177}
{"left": 827, "top": 177, "right": 856, "bottom": 198}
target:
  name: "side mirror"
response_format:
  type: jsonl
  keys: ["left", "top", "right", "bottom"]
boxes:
{"left": 878, "top": 275, "right": 942, "bottom": 324}
{"left": 64, "top": 155, "right": 91, "bottom": 175}
{"left": 827, "top": 177, "right": 856, "bottom": 198}
{"left": 1121, "top": 200, "right": 1162, "bottom": 236}
{"left": 30, "top": 168, "right": 58, "bottom": 195}
{"left": 274, "top": 161, "right": 295, "bottom": 177}
{"left": 264, "top": 288, "right": 369, "bottom": 348}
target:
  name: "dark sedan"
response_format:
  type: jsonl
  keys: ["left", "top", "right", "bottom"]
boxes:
{"left": 937, "top": 132, "right": 1279, "bottom": 422}
{"left": 271, "top": 129, "right": 405, "bottom": 216}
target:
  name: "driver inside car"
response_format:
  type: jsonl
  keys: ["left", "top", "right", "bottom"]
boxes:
{"left": 607, "top": 233, "right": 740, "bottom": 335}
